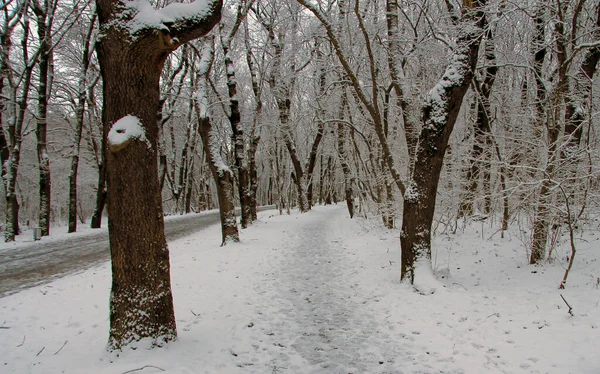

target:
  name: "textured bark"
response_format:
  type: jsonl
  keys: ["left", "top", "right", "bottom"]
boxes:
{"left": 221, "top": 5, "right": 254, "bottom": 227}
{"left": 68, "top": 15, "right": 96, "bottom": 233}
{"left": 3, "top": 13, "right": 33, "bottom": 242}
{"left": 337, "top": 91, "right": 354, "bottom": 218}
{"left": 400, "top": 1, "right": 487, "bottom": 283}
{"left": 0, "top": 8, "right": 23, "bottom": 242}
{"left": 96, "top": 0, "right": 222, "bottom": 349}
{"left": 222, "top": 41, "right": 252, "bottom": 227}
{"left": 33, "top": 0, "right": 54, "bottom": 237}
{"left": 194, "top": 38, "right": 239, "bottom": 244}
{"left": 198, "top": 116, "right": 240, "bottom": 244}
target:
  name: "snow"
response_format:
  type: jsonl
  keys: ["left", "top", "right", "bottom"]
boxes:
{"left": 126, "top": 0, "right": 212, "bottom": 35}
{"left": 107, "top": 115, "right": 149, "bottom": 152}
{"left": 1, "top": 205, "right": 599, "bottom": 373}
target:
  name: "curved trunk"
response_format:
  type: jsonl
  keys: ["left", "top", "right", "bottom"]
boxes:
{"left": 400, "top": 2, "right": 487, "bottom": 284}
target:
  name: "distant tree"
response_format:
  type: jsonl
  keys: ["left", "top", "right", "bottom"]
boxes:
{"left": 194, "top": 37, "right": 240, "bottom": 244}
{"left": 1, "top": 2, "right": 34, "bottom": 242}
{"left": 67, "top": 12, "right": 97, "bottom": 233}
{"left": 95, "top": 0, "right": 222, "bottom": 349}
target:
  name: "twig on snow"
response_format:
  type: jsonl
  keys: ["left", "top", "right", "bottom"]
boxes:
{"left": 122, "top": 365, "right": 165, "bottom": 374}
{"left": 54, "top": 341, "right": 68, "bottom": 355}
{"left": 17, "top": 335, "right": 25, "bottom": 347}
{"left": 36, "top": 346, "right": 45, "bottom": 356}
{"left": 560, "top": 294, "right": 574, "bottom": 316}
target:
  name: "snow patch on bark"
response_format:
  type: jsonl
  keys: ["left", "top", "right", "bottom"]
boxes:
{"left": 126, "top": 0, "right": 212, "bottom": 35}
{"left": 107, "top": 115, "right": 149, "bottom": 153}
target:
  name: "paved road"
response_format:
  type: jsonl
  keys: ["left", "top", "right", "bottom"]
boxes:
{"left": 0, "top": 207, "right": 274, "bottom": 298}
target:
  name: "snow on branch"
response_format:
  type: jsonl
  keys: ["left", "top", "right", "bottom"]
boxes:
{"left": 123, "top": 0, "right": 222, "bottom": 44}
{"left": 107, "top": 115, "right": 150, "bottom": 153}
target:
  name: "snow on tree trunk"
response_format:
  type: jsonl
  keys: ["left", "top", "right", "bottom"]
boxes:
{"left": 400, "top": 0, "right": 487, "bottom": 292}
{"left": 34, "top": 0, "right": 54, "bottom": 237}
{"left": 95, "top": 0, "right": 222, "bottom": 350}
{"left": 194, "top": 38, "right": 239, "bottom": 245}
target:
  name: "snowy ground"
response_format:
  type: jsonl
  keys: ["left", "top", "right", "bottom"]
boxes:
{"left": 1, "top": 204, "right": 599, "bottom": 373}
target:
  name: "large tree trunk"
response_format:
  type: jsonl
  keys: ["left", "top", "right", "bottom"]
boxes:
{"left": 96, "top": 0, "right": 222, "bottom": 349}
{"left": 400, "top": 1, "right": 487, "bottom": 287}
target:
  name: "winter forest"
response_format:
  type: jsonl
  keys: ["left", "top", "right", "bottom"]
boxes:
{"left": 1, "top": 0, "right": 600, "bottom": 371}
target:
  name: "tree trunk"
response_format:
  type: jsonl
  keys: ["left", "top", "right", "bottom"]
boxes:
{"left": 222, "top": 40, "right": 252, "bottom": 227}
{"left": 3, "top": 13, "right": 33, "bottom": 242}
{"left": 337, "top": 91, "right": 354, "bottom": 218}
{"left": 96, "top": 0, "right": 222, "bottom": 349}
{"left": 530, "top": 3, "right": 570, "bottom": 264}
{"left": 90, "top": 154, "right": 107, "bottom": 229}
{"left": 198, "top": 115, "right": 240, "bottom": 244}
{"left": 194, "top": 38, "right": 239, "bottom": 244}
{"left": 68, "top": 15, "right": 96, "bottom": 233}
{"left": 400, "top": 1, "right": 487, "bottom": 285}
{"left": 34, "top": 0, "right": 54, "bottom": 237}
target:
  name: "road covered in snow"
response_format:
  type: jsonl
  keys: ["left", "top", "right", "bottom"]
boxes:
{"left": 0, "top": 204, "right": 599, "bottom": 373}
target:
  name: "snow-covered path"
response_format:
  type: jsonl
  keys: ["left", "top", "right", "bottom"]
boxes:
{"left": 0, "top": 204, "right": 599, "bottom": 374}
{"left": 254, "top": 206, "right": 402, "bottom": 373}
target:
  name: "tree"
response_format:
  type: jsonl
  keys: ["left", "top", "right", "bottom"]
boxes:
{"left": 219, "top": 0, "right": 256, "bottom": 227}
{"left": 67, "top": 12, "right": 97, "bottom": 233}
{"left": 194, "top": 37, "right": 240, "bottom": 245}
{"left": 95, "top": 0, "right": 222, "bottom": 349}
{"left": 400, "top": 0, "right": 487, "bottom": 287}
{"left": 1, "top": 2, "right": 35, "bottom": 242}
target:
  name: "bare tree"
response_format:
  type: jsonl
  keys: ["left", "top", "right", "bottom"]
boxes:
{"left": 95, "top": 0, "right": 222, "bottom": 349}
{"left": 67, "top": 12, "right": 97, "bottom": 233}
{"left": 400, "top": 0, "right": 487, "bottom": 286}
{"left": 194, "top": 37, "right": 240, "bottom": 244}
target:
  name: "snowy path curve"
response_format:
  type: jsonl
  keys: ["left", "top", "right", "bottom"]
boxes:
{"left": 250, "top": 206, "right": 403, "bottom": 373}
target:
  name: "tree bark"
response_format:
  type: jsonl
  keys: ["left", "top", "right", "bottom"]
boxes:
{"left": 95, "top": 0, "right": 222, "bottom": 349}
{"left": 194, "top": 38, "right": 239, "bottom": 244}
{"left": 400, "top": 1, "right": 487, "bottom": 284}
{"left": 3, "top": 11, "right": 33, "bottom": 242}
{"left": 33, "top": 0, "right": 54, "bottom": 237}
{"left": 68, "top": 14, "right": 96, "bottom": 233}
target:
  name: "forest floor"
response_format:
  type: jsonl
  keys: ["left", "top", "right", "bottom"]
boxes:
{"left": 0, "top": 204, "right": 599, "bottom": 373}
